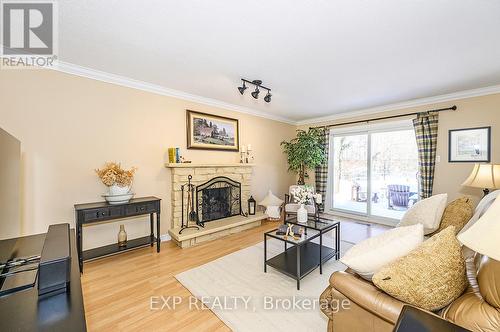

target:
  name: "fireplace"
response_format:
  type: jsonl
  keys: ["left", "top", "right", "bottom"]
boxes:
{"left": 196, "top": 176, "right": 242, "bottom": 225}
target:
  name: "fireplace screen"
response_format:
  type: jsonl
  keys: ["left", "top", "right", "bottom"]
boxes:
{"left": 196, "top": 176, "right": 241, "bottom": 224}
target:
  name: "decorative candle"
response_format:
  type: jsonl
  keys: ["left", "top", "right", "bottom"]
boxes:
{"left": 241, "top": 145, "right": 246, "bottom": 152}
{"left": 247, "top": 144, "right": 252, "bottom": 151}
{"left": 315, "top": 194, "right": 322, "bottom": 204}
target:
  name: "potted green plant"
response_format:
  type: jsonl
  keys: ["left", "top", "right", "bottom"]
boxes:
{"left": 281, "top": 128, "right": 326, "bottom": 185}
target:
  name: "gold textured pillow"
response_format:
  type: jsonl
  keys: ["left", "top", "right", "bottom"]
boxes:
{"left": 430, "top": 197, "right": 474, "bottom": 236}
{"left": 372, "top": 226, "right": 467, "bottom": 311}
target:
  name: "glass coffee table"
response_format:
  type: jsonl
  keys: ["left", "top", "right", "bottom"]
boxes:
{"left": 264, "top": 216, "right": 340, "bottom": 290}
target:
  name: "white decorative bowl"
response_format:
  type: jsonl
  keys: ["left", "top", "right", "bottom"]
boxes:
{"left": 102, "top": 193, "right": 135, "bottom": 205}
{"left": 108, "top": 184, "right": 131, "bottom": 196}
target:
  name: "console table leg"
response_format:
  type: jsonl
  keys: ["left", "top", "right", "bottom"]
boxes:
{"left": 150, "top": 213, "right": 154, "bottom": 247}
{"left": 156, "top": 212, "right": 161, "bottom": 253}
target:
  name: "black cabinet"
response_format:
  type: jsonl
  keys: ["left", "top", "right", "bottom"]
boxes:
{"left": 75, "top": 196, "right": 161, "bottom": 272}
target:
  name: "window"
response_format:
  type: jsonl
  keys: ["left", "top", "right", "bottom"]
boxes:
{"left": 327, "top": 121, "right": 419, "bottom": 224}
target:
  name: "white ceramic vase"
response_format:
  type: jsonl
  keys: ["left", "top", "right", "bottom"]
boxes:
{"left": 297, "top": 203, "right": 308, "bottom": 223}
{"left": 108, "top": 184, "right": 130, "bottom": 196}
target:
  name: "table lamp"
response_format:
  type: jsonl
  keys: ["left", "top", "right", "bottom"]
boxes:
{"left": 458, "top": 194, "right": 500, "bottom": 261}
{"left": 462, "top": 164, "right": 500, "bottom": 196}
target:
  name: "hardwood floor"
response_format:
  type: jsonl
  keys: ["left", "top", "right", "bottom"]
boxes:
{"left": 81, "top": 218, "right": 389, "bottom": 331}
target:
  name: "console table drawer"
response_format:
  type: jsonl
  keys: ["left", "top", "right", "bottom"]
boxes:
{"left": 125, "top": 203, "right": 156, "bottom": 216}
{"left": 84, "top": 206, "right": 122, "bottom": 222}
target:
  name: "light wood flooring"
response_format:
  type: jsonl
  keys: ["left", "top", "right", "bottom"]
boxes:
{"left": 81, "top": 217, "right": 388, "bottom": 331}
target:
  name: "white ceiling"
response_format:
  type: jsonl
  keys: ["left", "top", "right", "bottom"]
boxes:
{"left": 58, "top": 0, "right": 500, "bottom": 122}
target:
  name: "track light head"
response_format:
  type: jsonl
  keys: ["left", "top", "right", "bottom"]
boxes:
{"left": 264, "top": 91, "right": 272, "bottom": 103}
{"left": 251, "top": 87, "right": 260, "bottom": 99}
{"left": 238, "top": 81, "right": 247, "bottom": 95}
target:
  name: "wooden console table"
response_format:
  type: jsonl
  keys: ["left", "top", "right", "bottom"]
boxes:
{"left": 75, "top": 196, "right": 161, "bottom": 272}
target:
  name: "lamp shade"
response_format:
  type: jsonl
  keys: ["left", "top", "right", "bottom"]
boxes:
{"left": 462, "top": 164, "right": 500, "bottom": 189}
{"left": 458, "top": 195, "right": 500, "bottom": 261}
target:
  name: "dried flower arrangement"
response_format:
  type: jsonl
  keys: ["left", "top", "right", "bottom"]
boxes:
{"left": 95, "top": 162, "right": 137, "bottom": 187}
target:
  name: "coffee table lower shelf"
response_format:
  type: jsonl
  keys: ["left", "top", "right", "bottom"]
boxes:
{"left": 265, "top": 242, "right": 338, "bottom": 289}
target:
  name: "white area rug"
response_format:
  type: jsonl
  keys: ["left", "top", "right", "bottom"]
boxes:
{"left": 176, "top": 237, "right": 352, "bottom": 332}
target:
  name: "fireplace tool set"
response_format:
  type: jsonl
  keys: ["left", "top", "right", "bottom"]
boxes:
{"left": 179, "top": 175, "right": 201, "bottom": 234}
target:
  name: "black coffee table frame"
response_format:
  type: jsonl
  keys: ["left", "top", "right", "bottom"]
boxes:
{"left": 264, "top": 216, "right": 340, "bottom": 290}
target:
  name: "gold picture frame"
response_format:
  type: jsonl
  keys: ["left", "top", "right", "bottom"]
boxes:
{"left": 186, "top": 110, "right": 239, "bottom": 151}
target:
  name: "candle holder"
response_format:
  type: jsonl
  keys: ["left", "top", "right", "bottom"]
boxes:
{"left": 246, "top": 144, "right": 254, "bottom": 163}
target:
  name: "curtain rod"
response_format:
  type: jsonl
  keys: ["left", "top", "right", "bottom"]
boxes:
{"left": 311, "top": 105, "right": 457, "bottom": 129}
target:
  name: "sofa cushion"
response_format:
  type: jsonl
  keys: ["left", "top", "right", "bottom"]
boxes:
{"left": 398, "top": 193, "right": 448, "bottom": 234}
{"left": 429, "top": 197, "right": 473, "bottom": 236}
{"left": 340, "top": 224, "right": 424, "bottom": 280}
{"left": 372, "top": 226, "right": 467, "bottom": 311}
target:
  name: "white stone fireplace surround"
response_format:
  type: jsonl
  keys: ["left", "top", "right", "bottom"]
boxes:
{"left": 165, "top": 163, "right": 266, "bottom": 248}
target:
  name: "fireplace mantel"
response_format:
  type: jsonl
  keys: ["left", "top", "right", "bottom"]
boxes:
{"left": 165, "top": 163, "right": 255, "bottom": 168}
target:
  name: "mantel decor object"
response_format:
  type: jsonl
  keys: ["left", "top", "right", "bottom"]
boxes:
{"left": 186, "top": 110, "right": 239, "bottom": 151}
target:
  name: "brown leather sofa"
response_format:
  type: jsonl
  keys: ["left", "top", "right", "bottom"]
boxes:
{"left": 320, "top": 252, "right": 500, "bottom": 332}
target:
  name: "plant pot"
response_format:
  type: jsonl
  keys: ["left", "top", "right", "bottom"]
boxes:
{"left": 118, "top": 224, "right": 127, "bottom": 247}
{"left": 108, "top": 184, "right": 131, "bottom": 196}
{"left": 297, "top": 204, "right": 308, "bottom": 223}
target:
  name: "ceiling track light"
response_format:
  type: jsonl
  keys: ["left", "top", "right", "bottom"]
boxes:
{"left": 251, "top": 86, "right": 260, "bottom": 99}
{"left": 237, "top": 78, "right": 272, "bottom": 103}
{"left": 238, "top": 81, "right": 247, "bottom": 95}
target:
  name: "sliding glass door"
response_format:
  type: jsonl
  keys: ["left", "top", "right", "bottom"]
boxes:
{"left": 329, "top": 124, "right": 419, "bottom": 223}
{"left": 332, "top": 134, "right": 368, "bottom": 214}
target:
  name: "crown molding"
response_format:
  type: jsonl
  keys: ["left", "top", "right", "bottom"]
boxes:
{"left": 49, "top": 61, "right": 500, "bottom": 127}
{"left": 296, "top": 84, "right": 500, "bottom": 126}
{"left": 52, "top": 61, "right": 296, "bottom": 125}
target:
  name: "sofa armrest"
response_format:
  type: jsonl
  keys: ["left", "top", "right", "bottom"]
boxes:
{"left": 330, "top": 271, "right": 406, "bottom": 324}
{"left": 441, "top": 292, "right": 500, "bottom": 332}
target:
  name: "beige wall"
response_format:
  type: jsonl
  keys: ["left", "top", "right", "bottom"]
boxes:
{"left": 299, "top": 94, "right": 500, "bottom": 206}
{"left": 0, "top": 70, "right": 296, "bottom": 249}
{"left": 0, "top": 127, "right": 21, "bottom": 240}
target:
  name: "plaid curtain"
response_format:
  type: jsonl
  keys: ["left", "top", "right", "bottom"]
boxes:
{"left": 413, "top": 112, "right": 439, "bottom": 199}
{"left": 315, "top": 128, "right": 330, "bottom": 212}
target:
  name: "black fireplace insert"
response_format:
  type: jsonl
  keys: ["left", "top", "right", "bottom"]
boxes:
{"left": 195, "top": 176, "right": 242, "bottom": 225}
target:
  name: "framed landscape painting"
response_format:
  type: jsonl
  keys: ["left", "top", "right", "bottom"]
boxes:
{"left": 186, "top": 110, "right": 239, "bottom": 151}
{"left": 448, "top": 126, "right": 491, "bottom": 163}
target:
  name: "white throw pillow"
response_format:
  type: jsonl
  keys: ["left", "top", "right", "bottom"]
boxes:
{"left": 398, "top": 193, "right": 448, "bottom": 235}
{"left": 340, "top": 224, "right": 424, "bottom": 280}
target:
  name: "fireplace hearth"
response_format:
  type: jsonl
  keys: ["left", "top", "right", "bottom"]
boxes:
{"left": 196, "top": 176, "right": 242, "bottom": 226}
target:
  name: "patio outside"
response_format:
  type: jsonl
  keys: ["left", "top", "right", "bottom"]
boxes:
{"left": 331, "top": 130, "right": 419, "bottom": 221}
